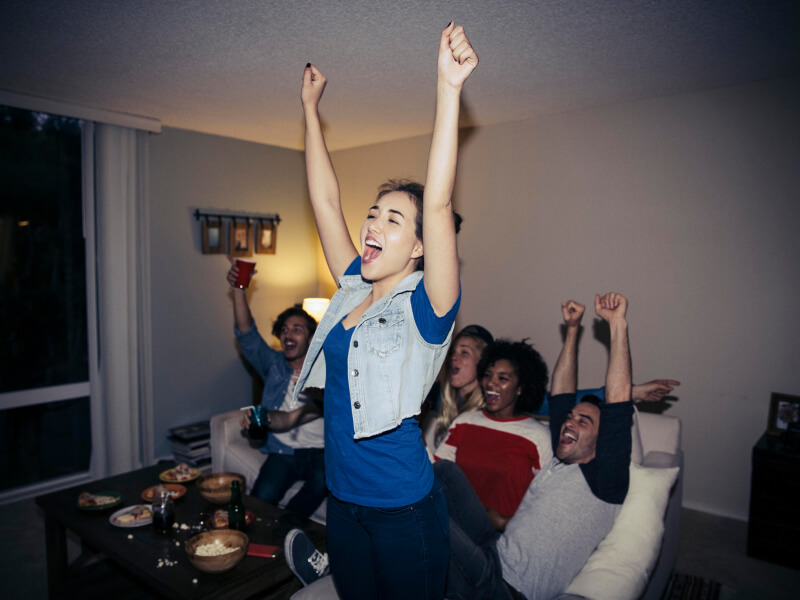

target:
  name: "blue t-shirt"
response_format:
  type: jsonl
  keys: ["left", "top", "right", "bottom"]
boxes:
{"left": 323, "top": 258, "right": 460, "bottom": 507}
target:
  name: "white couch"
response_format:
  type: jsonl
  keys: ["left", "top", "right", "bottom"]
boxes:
{"left": 210, "top": 409, "right": 327, "bottom": 524}
{"left": 287, "top": 410, "right": 682, "bottom": 600}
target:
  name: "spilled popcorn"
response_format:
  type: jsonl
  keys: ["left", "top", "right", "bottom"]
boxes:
{"left": 157, "top": 558, "right": 178, "bottom": 568}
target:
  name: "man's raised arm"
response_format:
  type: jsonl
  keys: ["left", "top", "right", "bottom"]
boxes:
{"left": 550, "top": 300, "right": 585, "bottom": 396}
{"left": 594, "top": 293, "right": 631, "bottom": 404}
{"left": 227, "top": 256, "right": 255, "bottom": 333}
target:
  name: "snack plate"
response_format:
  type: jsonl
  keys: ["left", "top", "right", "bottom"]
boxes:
{"left": 211, "top": 509, "right": 255, "bottom": 529}
{"left": 77, "top": 490, "right": 123, "bottom": 511}
{"left": 109, "top": 504, "right": 154, "bottom": 528}
{"left": 141, "top": 483, "right": 187, "bottom": 502}
{"left": 159, "top": 466, "right": 201, "bottom": 483}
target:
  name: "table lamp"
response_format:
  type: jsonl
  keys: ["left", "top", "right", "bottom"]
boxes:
{"left": 302, "top": 298, "right": 330, "bottom": 323}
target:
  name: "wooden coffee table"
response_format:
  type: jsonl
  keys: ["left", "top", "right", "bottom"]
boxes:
{"left": 36, "top": 463, "right": 326, "bottom": 600}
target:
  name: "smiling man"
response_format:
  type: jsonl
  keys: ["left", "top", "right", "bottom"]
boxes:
{"left": 226, "top": 258, "right": 326, "bottom": 519}
{"left": 437, "top": 292, "right": 634, "bottom": 600}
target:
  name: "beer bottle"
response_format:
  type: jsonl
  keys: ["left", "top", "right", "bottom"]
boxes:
{"left": 228, "top": 480, "right": 246, "bottom": 531}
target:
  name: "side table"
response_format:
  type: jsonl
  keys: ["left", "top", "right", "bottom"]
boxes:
{"left": 747, "top": 432, "right": 800, "bottom": 570}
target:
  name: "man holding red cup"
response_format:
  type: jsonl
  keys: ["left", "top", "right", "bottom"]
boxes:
{"left": 226, "top": 257, "right": 326, "bottom": 518}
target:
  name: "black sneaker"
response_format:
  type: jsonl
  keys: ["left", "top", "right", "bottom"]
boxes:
{"left": 284, "top": 528, "right": 330, "bottom": 586}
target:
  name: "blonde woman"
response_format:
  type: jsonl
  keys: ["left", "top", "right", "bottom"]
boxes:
{"left": 421, "top": 324, "right": 493, "bottom": 452}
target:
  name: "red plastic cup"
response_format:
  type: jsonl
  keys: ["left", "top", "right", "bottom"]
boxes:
{"left": 234, "top": 259, "right": 256, "bottom": 289}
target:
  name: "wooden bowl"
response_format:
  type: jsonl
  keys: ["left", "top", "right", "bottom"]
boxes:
{"left": 185, "top": 529, "right": 248, "bottom": 573}
{"left": 196, "top": 472, "right": 246, "bottom": 504}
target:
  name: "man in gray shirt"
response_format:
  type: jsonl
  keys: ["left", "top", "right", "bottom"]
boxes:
{"left": 436, "top": 292, "right": 634, "bottom": 600}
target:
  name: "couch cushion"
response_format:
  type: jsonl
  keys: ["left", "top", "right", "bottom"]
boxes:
{"left": 564, "top": 462, "right": 679, "bottom": 600}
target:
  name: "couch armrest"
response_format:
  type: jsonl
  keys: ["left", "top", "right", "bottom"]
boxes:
{"left": 211, "top": 410, "right": 241, "bottom": 473}
{"left": 210, "top": 409, "right": 245, "bottom": 474}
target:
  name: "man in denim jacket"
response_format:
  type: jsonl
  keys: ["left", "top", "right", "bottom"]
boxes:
{"left": 227, "top": 260, "right": 326, "bottom": 518}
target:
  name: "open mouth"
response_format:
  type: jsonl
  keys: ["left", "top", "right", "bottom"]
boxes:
{"left": 362, "top": 238, "right": 382, "bottom": 263}
{"left": 559, "top": 429, "right": 577, "bottom": 445}
{"left": 485, "top": 391, "right": 500, "bottom": 405}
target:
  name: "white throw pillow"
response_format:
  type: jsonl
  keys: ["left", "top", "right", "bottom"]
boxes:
{"left": 564, "top": 462, "right": 679, "bottom": 600}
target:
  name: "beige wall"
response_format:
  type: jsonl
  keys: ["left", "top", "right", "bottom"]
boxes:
{"left": 329, "top": 77, "right": 800, "bottom": 520}
{"left": 148, "top": 128, "right": 320, "bottom": 458}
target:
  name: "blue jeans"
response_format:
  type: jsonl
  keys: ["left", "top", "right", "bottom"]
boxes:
{"left": 250, "top": 448, "right": 326, "bottom": 518}
{"left": 434, "top": 460, "right": 513, "bottom": 600}
{"left": 327, "top": 477, "right": 449, "bottom": 600}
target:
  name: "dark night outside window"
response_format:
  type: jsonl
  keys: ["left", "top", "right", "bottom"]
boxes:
{"left": 0, "top": 105, "right": 91, "bottom": 492}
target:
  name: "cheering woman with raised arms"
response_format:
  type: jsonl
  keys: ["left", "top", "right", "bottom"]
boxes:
{"left": 293, "top": 22, "right": 478, "bottom": 600}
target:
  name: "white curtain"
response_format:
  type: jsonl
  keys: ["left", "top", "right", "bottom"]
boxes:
{"left": 90, "top": 123, "right": 154, "bottom": 476}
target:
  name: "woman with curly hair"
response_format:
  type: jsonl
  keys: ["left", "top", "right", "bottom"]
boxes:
{"left": 421, "top": 324, "right": 493, "bottom": 453}
{"left": 434, "top": 339, "right": 552, "bottom": 532}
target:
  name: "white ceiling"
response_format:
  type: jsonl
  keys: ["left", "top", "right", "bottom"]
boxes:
{"left": 1, "top": 1, "right": 798, "bottom": 151}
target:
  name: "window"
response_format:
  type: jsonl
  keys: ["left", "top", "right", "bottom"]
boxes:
{"left": 0, "top": 105, "right": 91, "bottom": 495}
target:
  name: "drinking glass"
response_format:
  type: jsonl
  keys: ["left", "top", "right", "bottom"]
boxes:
{"left": 152, "top": 487, "right": 175, "bottom": 533}
{"left": 249, "top": 405, "right": 269, "bottom": 440}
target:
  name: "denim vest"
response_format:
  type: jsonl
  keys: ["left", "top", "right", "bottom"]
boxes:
{"left": 292, "top": 269, "right": 454, "bottom": 439}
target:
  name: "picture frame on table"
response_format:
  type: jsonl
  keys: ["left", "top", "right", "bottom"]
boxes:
{"left": 229, "top": 220, "right": 252, "bottom": 257}
{"left": 201, "top": 218, "right": 226, "bottom": 255}
{"left": 255, "top": 220, "right": 277, "bottom": 254}
{"left": 767, "top": 392, "right": 800, "bottom": 436}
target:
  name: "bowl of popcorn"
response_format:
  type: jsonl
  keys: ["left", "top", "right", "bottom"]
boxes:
{"left": 185, "top": 529, "right": 249, "bottom": 573}
{"left": 196, "top": 472, "right": 246, "bottom": 505}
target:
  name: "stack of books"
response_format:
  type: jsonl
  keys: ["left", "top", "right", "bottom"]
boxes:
{"left": 169, "top": 421, "right": 211, "bottom": 471}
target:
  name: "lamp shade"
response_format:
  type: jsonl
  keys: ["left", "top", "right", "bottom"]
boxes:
{"left": 302, "top": 298, "right": 330, "bottom": 323}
